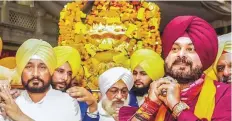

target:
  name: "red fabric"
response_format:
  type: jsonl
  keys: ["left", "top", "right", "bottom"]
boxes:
{"left": 181, "top": 75, "right": 204, "bottom": 104}
{"left": 161, "top": 16, "right": 218, "bottom": 71}
{"left": 118, "top": 81, "right": 231, "bottom": 121}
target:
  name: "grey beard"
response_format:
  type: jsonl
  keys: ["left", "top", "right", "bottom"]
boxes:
{"left": 220, "top": 76, "right": 231, "bottom": 84}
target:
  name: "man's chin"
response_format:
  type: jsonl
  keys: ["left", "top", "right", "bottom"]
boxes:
{"left": 56, "top": 87, "right": 67, "bottom": 92}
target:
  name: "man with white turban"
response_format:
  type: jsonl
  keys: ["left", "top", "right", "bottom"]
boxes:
{"left": 0, "top": 39, "right": 81, "bottom": 121}
{"left": 98, "top": 67, "right": 134, "bottom": 121}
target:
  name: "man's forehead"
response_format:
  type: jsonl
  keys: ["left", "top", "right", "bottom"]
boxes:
{"left": 27, "top": 59, "right": 46, "bottom": 64}
{"left": 134, "top": 66, "right": 145, "bottom": 72}
{"left": 57, "top": 62, "right": 72, "bottom": 71}
{"left": 111, "top": 80, "right": 128, "bottom": 89}
{"left": 174, "top": 37, "right": 193, "bottom": 45}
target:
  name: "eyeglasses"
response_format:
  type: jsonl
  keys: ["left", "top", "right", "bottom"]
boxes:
{"left": 107, "top": 87, "right": 129, "bottom": 96}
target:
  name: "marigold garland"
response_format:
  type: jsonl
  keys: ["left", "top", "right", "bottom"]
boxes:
{"left": 58, "top": 1, "right": 162, "bottom": 91}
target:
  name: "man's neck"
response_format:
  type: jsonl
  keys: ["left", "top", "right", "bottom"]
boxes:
{"left": 179, "top": 83, "right": 192, "bottom": 90}
{"left": 27, "top": 88, "right": 50, "bottom": 103}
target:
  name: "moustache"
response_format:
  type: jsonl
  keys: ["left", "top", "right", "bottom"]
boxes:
{"left": 172, "top": 56, "right": 193, "bottom": 67}
{"left": 52, "top": 81, "right": 67, "bottom": 86}
{"left": 134, "top": 80, "right": 144, "bottom": 84}
{"left": 28, "top": 77, "right": 44, "bottom": 84}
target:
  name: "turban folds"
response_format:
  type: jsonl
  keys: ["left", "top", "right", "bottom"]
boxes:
{"left": 16, "top": 39, "right": 56, "bottom": 75}
{"left": 130, "top": 49, "right": 164, "bottom": 80}
{"left": 98, "top": 67, "right": 133, "bottom": 95}
{"left": 161, "top": 16, "right": 218, "bottom": 71}
{"left": 53, "top": 46, "right": 81, "bottom": 78}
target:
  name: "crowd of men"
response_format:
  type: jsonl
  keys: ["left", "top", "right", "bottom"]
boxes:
{"left": 0, "top": 15, "right": 231, "bottom": 121}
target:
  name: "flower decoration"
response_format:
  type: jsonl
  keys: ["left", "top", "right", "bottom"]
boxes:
{"left": 58, "top": 1, "right": 162, "bottom": 91}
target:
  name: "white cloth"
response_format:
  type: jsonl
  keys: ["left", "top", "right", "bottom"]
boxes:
{"left": 136, "top": 94, "right": 147, "bottom": 106}
{"left": 98, "top": 67, "right": 134, "bottom": 96}
{"left": 12, "top": 87, "right": 81, "bottom": 121}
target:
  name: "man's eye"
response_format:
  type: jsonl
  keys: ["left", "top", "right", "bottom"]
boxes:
{"left": 68, "top": 72, "right": 72, "bottom": 77}
{"left": 217, "top": 66, "right": 224, "bottom": 72}
{"left": 40, "top": 66, "right": 47, "bottom": 69}
{"left": 25, "top": 66, "right": 32, "bottom": 69}
{"left": 109, "top": 89, "right": 118, "bottom": 94}
{"left": 141, "top": 72, "right": 147, "bottom": 76}
{"left": 121, "top": 89, "right": 129, "bottom": 94}
{"left": 187, "top": 48, "right": 195, "bottom": 52}
{"left": 171, "top": 47, "right": 179, "bottom": 52}
{"left": 57, "top": 70, "right": 63, "bottom": 73}
{"left": 133, "top": 72, "right": 137, "bottom": 75}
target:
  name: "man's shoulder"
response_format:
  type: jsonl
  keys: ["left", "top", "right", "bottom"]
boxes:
{"left": 49, "top": 89, "right": 76, "bottom": 102}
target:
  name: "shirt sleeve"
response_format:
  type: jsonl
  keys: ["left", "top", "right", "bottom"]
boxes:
{"left": 82, "top": 108, "right": 99, "bottom": 121}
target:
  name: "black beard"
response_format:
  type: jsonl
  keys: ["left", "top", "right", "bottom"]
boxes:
{"left": 22, "top": 77, "right": 51, "bottom": 93}
{"left": 165, "top": 57, "right": 203, "bottom": 84}
{"left": 131, "top": 85, "right": 150, "bottom": 96}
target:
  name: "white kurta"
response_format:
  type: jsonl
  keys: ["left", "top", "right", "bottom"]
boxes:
{"left": 13, "top": 87, "right": 81, "bottom": 121}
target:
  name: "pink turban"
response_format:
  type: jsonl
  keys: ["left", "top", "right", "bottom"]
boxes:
{"left": 161, "top": 16, "right": 218, "bottom": 71}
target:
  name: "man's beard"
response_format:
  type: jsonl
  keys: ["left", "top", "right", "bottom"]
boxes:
{"left": 131, "top": 84, "right": 150, "bottom": 96}
{"left": 165, "top": 57, "right": 203, "bottom": 84}
{"left": 102, "top": 96, "right": 129, "bottom": 116}
{"left": 51, "top": 81, "right": 71, "bottom": 92}
{"left": 220, "top": 76, "right": 231, "bottom": 84}
{"left": 22, "top": 77, "right": 51, "bottom": 93}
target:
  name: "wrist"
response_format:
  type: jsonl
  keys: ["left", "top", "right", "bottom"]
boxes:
{"left": 172, "top": 101, "right": 189, "bottom": 118}
{"left": 88, "top": 101, "right": 97, "bottom": 113}
{"left": 134, "top": 97, "right": 161, "bottom": 120}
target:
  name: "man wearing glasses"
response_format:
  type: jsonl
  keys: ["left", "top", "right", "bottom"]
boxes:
{"left": 98, "top": 67, "right": 134, "bottom": 121}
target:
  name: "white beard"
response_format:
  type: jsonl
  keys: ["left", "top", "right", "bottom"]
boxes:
{"left": 101, "top": 95, "right": 129, "bottom": 116}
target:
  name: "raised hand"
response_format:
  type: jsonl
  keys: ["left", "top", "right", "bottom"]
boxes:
{"left": 0, "top": 86, "right": 33, "bottom": 121}
{"left": 66, "top": 86, "right": 97, "bottom": 113}
{"left": 156, "top": 77, "right": 181, "bottom": 110}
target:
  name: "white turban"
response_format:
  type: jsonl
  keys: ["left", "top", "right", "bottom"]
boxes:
{"left": 98, "top": 67, "right": 134, "bottom": 95}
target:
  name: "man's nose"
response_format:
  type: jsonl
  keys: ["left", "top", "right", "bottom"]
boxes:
{"left": 223, "top": 66, "right": 231, "bottom": 77}
{"left": 115, "top": 91, "right": 123, "bottom": 100}
{"left": 178, "top": 49, "right": 187, "bottom": 58}
{"left": 32, "top": 67, "right": 38, "bottom": 77}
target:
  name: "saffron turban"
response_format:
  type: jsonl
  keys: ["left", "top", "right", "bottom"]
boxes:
{"left": 53, "top": 46, "right": 81, "bottom": 78}
{"left": 130, "top": 49, "right": 164, "bottom": 80}
{"left": 162, "top": 16, "right": 218, "bottom": 71}
{"left": 98, "top": 67, "right": 134, "bottom": 96}
{"left": 16, "top": 39, "right": 56, "bottom": 75}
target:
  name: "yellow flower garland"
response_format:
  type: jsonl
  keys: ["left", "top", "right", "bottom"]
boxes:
{"left": 58, "top": 1, "right": 161, "bottom": 91}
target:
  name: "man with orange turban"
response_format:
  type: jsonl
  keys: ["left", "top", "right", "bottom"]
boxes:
{"left": 120, "top": 16, "right": 231, "bottom": 121}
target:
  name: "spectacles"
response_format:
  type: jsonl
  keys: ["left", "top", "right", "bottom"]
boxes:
{"left": 107, "top": 87, "right": 129, "bottom": 96}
